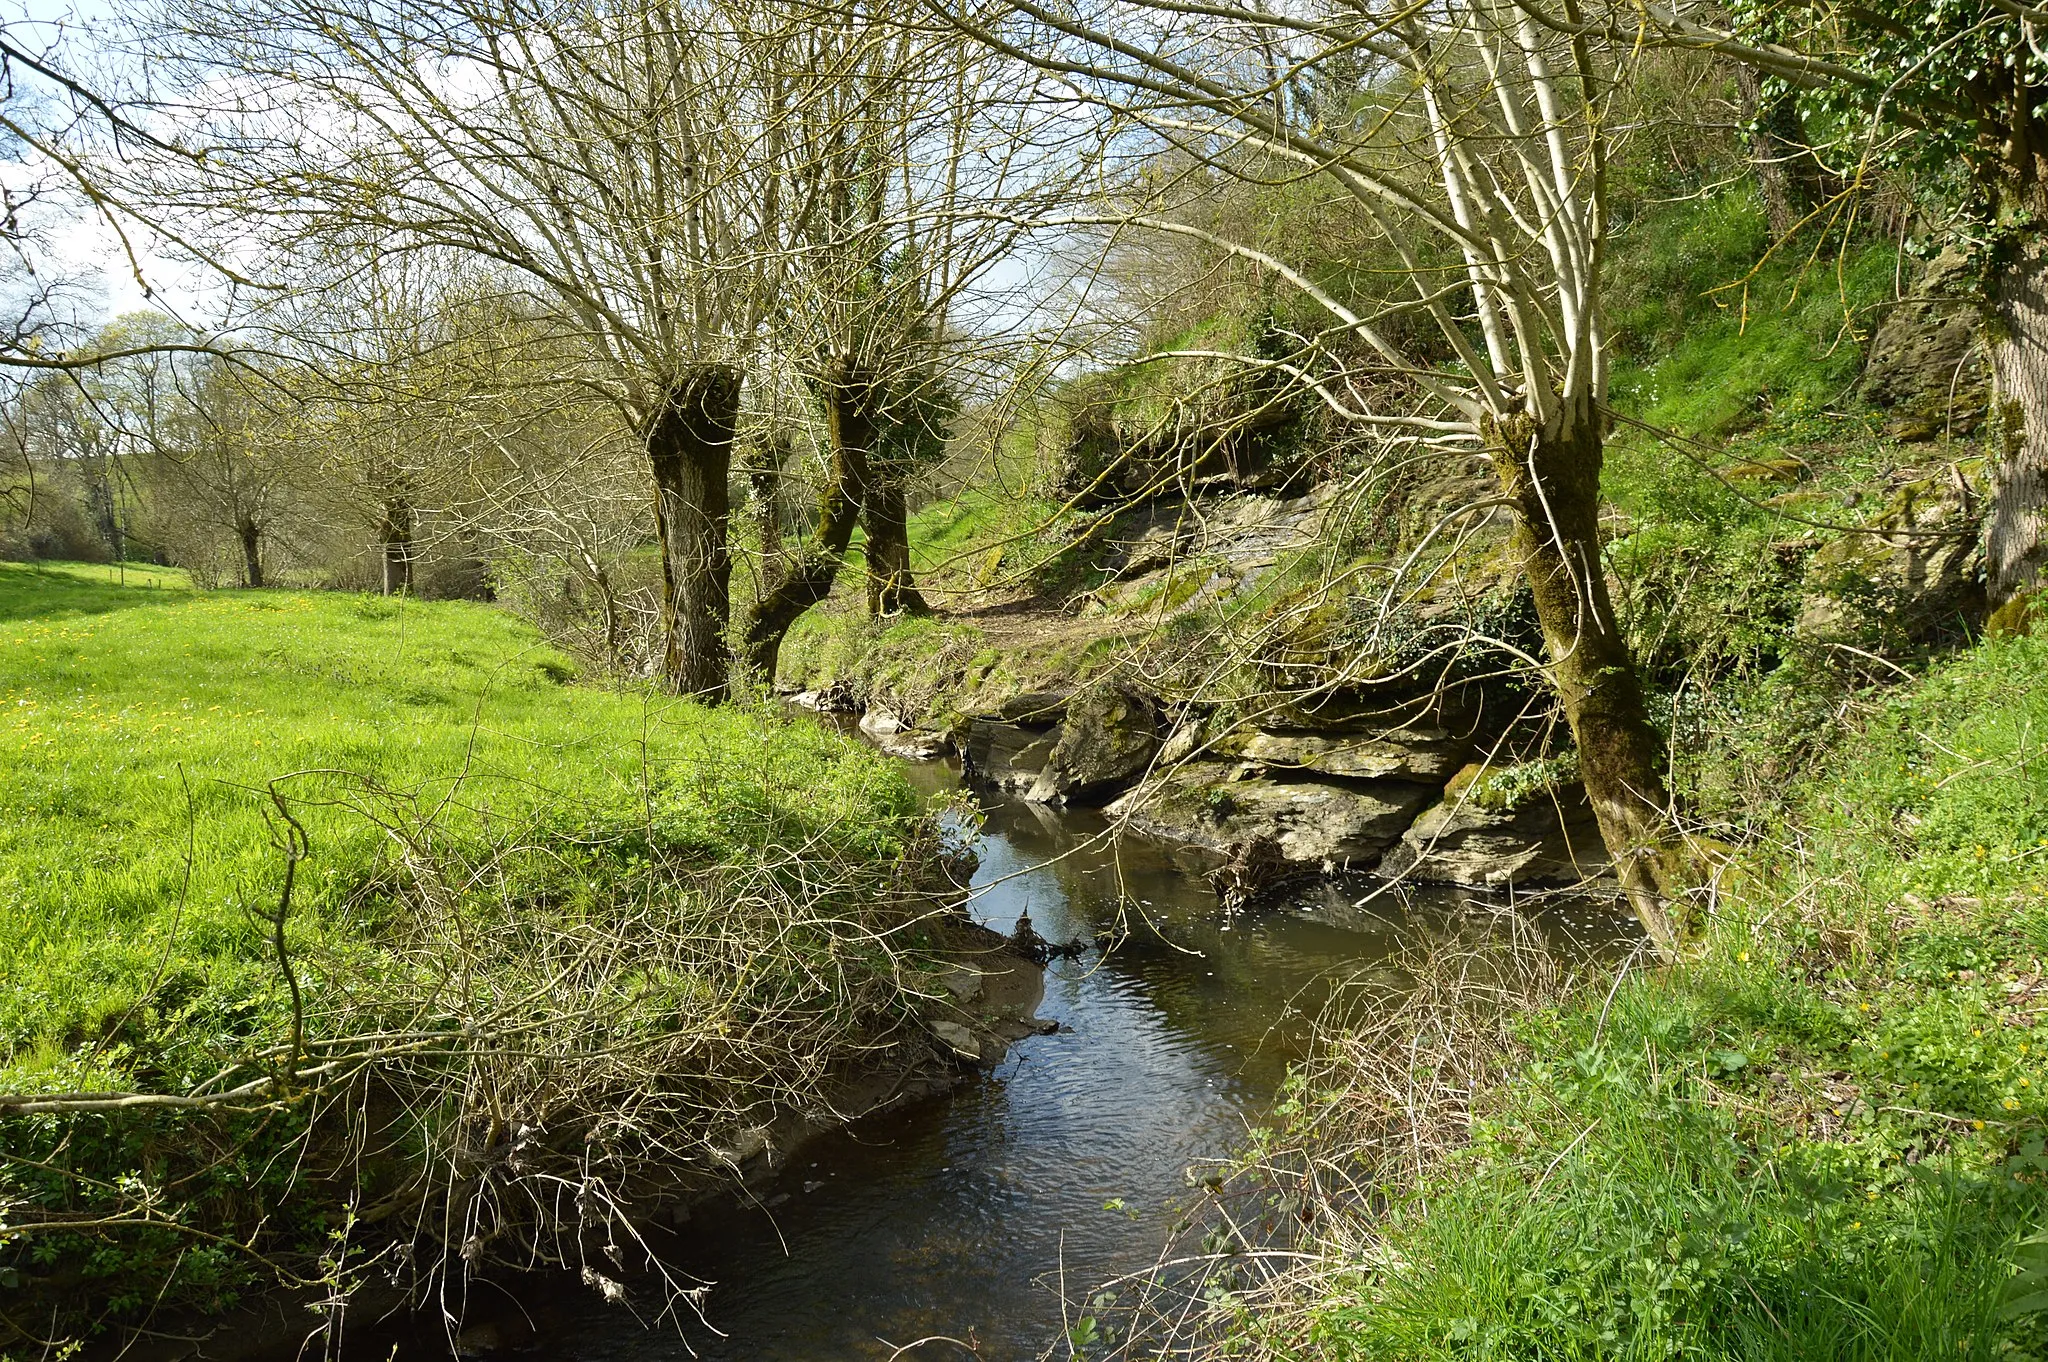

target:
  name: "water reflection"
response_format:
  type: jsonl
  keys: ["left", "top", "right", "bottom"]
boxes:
{"left": 352, "top": 755, "right": 1626, "bottom": 1361}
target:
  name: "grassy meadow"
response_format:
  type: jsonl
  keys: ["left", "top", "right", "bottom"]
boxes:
{"left": 0, "top": 562, "right": 951, "bottom": 1339}
{"left": 0, "top": 561, "right": 924, "bottom": 1078}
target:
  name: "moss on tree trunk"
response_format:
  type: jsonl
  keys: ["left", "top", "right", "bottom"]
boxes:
{"left": 863, "top": 476, "right": 928, "bottom": 618}
{"left": 379, "top": 496, "right": 413, "bottom": 596}
{"left": 646, "top": 364, "right": 742, "bottom": 700}
{"left": 741, "top": 359, "right": 880, "bottom": 682}
{"left": 1488, "top": 413, "right": 1684, "bottom": 956}
{"left": 238, "top": 515, "right": 264, "bottom": 589}
{"left": 1987, "top": 213, "right": 2048, "bottom": 608}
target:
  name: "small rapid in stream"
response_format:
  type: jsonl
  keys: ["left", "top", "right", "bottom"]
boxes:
{"left": 348, "top": 750, "right": 1623, "bottom": 1362}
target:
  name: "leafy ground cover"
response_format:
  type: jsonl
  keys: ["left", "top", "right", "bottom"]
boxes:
{"left": 0, "top": 561, "right": 919, "bottom": 1063}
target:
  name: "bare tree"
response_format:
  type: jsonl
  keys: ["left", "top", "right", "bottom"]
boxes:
{"left": 139, "top": 0, "right": 823, "bottom": 693}
{"left": 941, "top": 0, "right": 1693, "bottom": 951}
{"left": 107, "top": 326, "right": 300, "bottom": 586}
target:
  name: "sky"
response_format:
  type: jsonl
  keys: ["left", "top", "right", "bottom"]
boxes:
{"left": 8, "top": 0, "right": 216, "bottom": 333}
{"left": 3, "top": 0, "right": 1103, "bottom": 356}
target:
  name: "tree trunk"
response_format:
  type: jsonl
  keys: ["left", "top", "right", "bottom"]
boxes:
{"left": 238, "top": 515, "right": 264, "bottom": 588}
{"left": 1986, "top": 219, "right": 2048, "bottom": 608}
{"left": 1731, "top": 63, "right": 1827, "bottom": 239}
{"left": 741, "top": 361, "right": 879, "bottom": 682}
{"left": 862, "top": 475, "right": 929, "bottom": 617}
{"left": 645, "top": 364, "right": 742, "bottom": 700}
{"left": 87, "top": 474, "right": 123, "bottom": 563}
{"left": 379, "top": 497, "right": 414, "bottom": 596}
{"left": 1489, "top": 413, "right": 1684, "bottom": 958}
{"left": 748, "top": 434, "right": 788, "bottom": 595}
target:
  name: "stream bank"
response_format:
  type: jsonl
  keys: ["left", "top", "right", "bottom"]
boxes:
{"left": 780, "top": 379, "right": 1994, "bottom": 915}
{"left": 791, "top": 667, "right": 1621, "bottom": 911}
{"left": 86, "top": 908, "right": 1050, "bottom": 1362}
{"left": 285, "top": 745, "right": 1627, "bottom": 1361}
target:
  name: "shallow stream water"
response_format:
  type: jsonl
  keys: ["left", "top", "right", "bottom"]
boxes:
{"left": 344, "top": 753, "right": 1622, "bottom": 1361}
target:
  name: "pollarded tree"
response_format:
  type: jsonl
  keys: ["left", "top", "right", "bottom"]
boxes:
{"left": 139, "top": 0, "right": 815, "bottom": 694}
{"left": 251, "top": 252, "right": 494, "bottom": 596}
{"left": 736, "top": 6, "right": 1059, "bottom": 679}
{"left": 862, "top": 362, "right": 957, "bottom": 616}
{"left": 116, "top": 340, "right": 301, "bottom": 588}
{"left": 944, "top": 0, "right": 1693, "bottom": 952}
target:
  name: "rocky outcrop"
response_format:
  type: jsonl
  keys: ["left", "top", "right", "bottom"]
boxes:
{"left": 1235, "top": 726, "right": 1471, "bottom": 782}
{"left": 1858, "top": 249, "right": 1988, "bottom": 441}
{"left": 1378, "top": 764, "right": 1610, "bottom": 888}
{"left": 1106, "top": 762, "right": 1437, "bottom": 870}
{"left": 998, "top": 691, "right": 1070, "bottom": 723}
{"left": 946, "top": 679, "right": 1592, "bottom": 885}
{"left": 1796, "top": 463, "right": 1987, "bottom": 650}
{"left": 965, "top": 688, "right": 1162, "bottom": 796}
{"left": 1087, "top": 488, "right": 1336, "bottom": 615}
{"left": 1025, "top": 683, "right": 1160, "bottom": 806}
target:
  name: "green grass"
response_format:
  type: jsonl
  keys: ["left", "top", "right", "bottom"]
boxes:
{"left": 1606, "top": 191, "right": 1892, "bottom": 436}
{"left": 0, "top": 561, "right": 920, "bottom": 1073}
{"left": 0, "top": 562, "right": 941, "bottom": 1345}
{"left": 1237, "top": 634, "right": 2048, "bottom": 1360}
{"left": 908, "top": 483, "right": 1078, "bottom": 589}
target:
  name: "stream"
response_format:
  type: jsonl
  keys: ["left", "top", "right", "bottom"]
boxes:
{"left": 351, "top": 751, "right": 1624, "bottom": 1361}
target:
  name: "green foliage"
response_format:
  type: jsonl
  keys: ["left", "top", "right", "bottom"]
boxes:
{"left": 0, "top": 562, "right": 935, "bottom": 1347}
{"left": 1606, "top": 191, "right": 1772, "bottom": 363}
{"left": 902, "top": 484, "right": 1081, "bottom": 595}
{"left": 1468, "top": 752, "right": 1580, "bottom": 813}
{"left": 1607, "top": 196, "right": 1893, "bottom": 440}
{"left": 1262, "top": 635, "right": 2048, "bottom": 1361}
{"left": 1801, "top": 633, "right": 2048, "bottom": 902}
{"left": 1765, "top": 0, "right": 2032, "bottom": 212}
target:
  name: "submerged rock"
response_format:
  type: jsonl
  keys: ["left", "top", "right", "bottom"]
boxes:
{"left": 858, "top": 706, "right": 950, "bottom": 760}
{"left": 789, "top": 683, "right": 860, "bottom": 714}
{"left": 859, "top": 707, "right": 908, "bottom": 738}
{"left": 710, "top": 1125, "right": 774, "bottom": 1168}
{"left": 1207, "top": 834, "right": 1318, "bottom": 912}
{"left": 933, "top": 963, "right": 984, "bottom": 1002}
{"left": 876, "top": 729, "right": 950, "bottom": 761}
{"left": 929, "top": 1020, "right": 980, "bottom": 1058}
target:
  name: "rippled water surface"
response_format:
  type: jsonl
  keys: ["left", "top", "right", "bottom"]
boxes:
{"left": 351, "top": 754, "right": 1623, "bottom": 1361}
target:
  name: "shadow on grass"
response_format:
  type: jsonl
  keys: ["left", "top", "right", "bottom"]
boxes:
{"left": 0, "top": 561, "right": 193, "bottom": 623}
